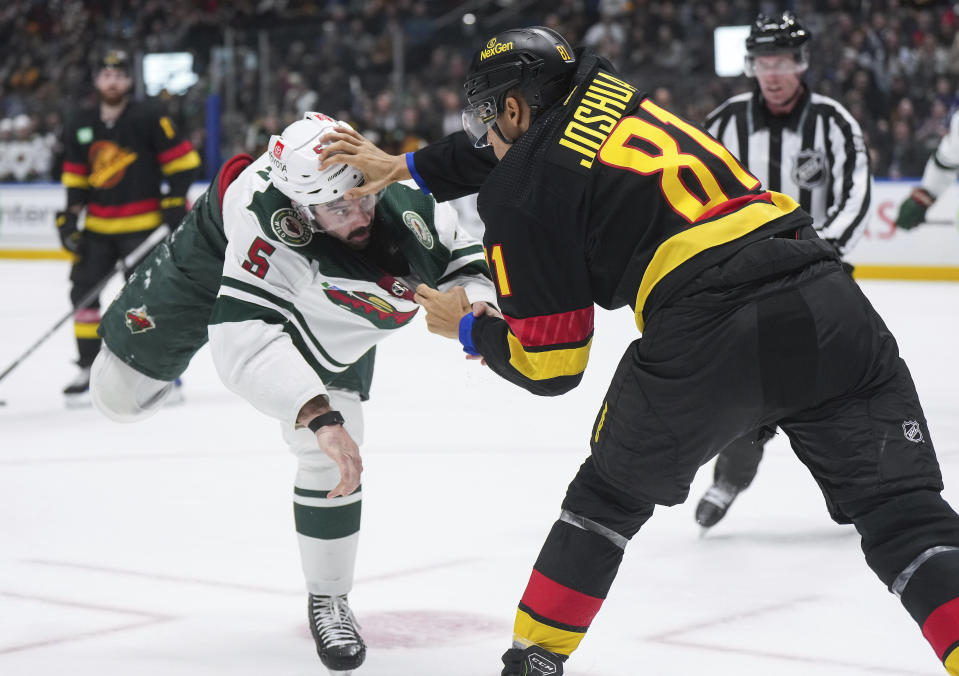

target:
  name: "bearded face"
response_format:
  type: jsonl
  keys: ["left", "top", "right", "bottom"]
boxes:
{"left": 95, "top": 67, "right": 132, "bottom": 106}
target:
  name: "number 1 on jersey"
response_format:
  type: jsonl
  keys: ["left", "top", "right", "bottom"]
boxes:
{"left": 485, "top": 244, "right": 512, "bottom": 297}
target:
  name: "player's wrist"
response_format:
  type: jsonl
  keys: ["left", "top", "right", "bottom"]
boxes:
{"left": 911, "top": 187, "right": 935, "bottom": 207}
{"left": 308, "top": 410, "right": 345, "bottom": 432}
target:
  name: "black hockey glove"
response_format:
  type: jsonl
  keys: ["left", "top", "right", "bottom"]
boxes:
{"left": 501, "top": 644, "right": 565, "bottom": 676}
{"left": 55, "top": 210, "right": 82, "bottom": 254}
{"left": 896, "top": 187, "right": 934, "bottom": 230}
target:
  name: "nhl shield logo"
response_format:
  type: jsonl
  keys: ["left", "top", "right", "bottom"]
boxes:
{"left": 791, "top": 149, "right": 829, "bottom": 189}
{"left": 402, "top": 210, "right": 434, "bottom": 249}
{"left": 902, "top": 420, "right": 924, "bottom": 444}
{"left": 125, "top": 305, "right": 155, "bottom": 334}
{"left": 270, "top": 208, "right": 312, "bottom": 247}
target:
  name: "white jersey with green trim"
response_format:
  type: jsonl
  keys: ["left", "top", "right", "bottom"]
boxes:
{"left": 208, "top": 154, "right": 496, "bottom": 430}
{"left": 921, "top": 110, "right": 959, "bottom": 198}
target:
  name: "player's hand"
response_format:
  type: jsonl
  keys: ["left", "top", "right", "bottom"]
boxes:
{"left": 314, "top": 425, "right": 363, "bottom": 498}
{"left": 317, "top": 126, "right": 411, "bottom": 200}
{"left": 471, "top": 300, "right": 502, "bottom": 320}
{"left": 895, "top": 187, "right": 934, "bottom": 230}
{"left": 56, "top": 210, "right": 82, "bottom": 254}
{"left": 414, "top": 284, "right": 471, "bottom": 339}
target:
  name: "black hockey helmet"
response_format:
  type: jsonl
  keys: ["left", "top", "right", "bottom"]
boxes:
{"left": 99, "top": 48, "right": 131, "bottom": 74}
{"left": 461, "top": 26, "right": 576, "bottom": 146}
{"left": 744, "top": 12, "right": 811, "bottom": 77}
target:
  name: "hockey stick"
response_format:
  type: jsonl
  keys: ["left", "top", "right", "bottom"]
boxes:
{"left": 0, "top": 224, "right": 171, "bottom": 391}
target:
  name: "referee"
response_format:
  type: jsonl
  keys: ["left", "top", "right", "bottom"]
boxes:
{"left": 695, "top": 11, "right": 874, "bottom": 530}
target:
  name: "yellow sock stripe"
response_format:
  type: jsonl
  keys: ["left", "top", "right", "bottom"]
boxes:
{"left": 74, "top": 322, "right": 100, "bottom": 339}
{"left": 513, "top": 608, "right": 585, "bottom": 657}
{"left": 945, "top": 646, "right": 959, "bottom": 675}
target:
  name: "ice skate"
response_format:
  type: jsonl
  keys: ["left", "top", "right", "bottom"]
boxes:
{"left": 308, "top": 594, "right": 365, "bottom": 675}
{"left": 63, "top": 366, "right": 91, "bottom": 408}
{"left": 695, "top": 479, "right": 740, "bottom": 532}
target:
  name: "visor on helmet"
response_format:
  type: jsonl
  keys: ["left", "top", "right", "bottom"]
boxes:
{"left": 744, "top": 48, "right": 809, "bottom": 77}
{"left": 462, "top": 98, "right": 499, "bottom": 148}
{"left": 293, "top": 193, "right": 379, "bottom": 235}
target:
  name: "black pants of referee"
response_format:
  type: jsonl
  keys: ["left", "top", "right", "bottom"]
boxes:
{"left": 531, "top": 253, "right": 959, "bottom": 669}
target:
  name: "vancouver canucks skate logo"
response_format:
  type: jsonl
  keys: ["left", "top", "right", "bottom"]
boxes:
{"left": 791, "top": 149, "right": 829, "bottom": 189}
{"left": 270, "top": 208, "right": 312, "bottom": 247}
{"left": 323, "top": 285, "right": 418, "bottom": 329}
{"left": 402, "top": 210, "right": 434, "bottom": 249}
{"left": 124, "top": 305, "right": 155, "bottom": 334}
{"left": 902, "top": 420, "right": 924, "bottom": 443}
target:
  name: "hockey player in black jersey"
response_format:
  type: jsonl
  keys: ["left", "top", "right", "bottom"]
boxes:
{"left": 318, "top": 26, "right": 959, "bottom": 676}
{"left": 59, "top": 49, "right": 200, "bottom": 405}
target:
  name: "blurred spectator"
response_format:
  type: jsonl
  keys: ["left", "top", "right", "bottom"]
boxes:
{"left": 0, "top": 0, "right": 957, "bottom": 181}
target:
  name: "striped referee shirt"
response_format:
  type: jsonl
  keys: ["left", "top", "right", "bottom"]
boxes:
{"left": 705, "top": 87, "right": 872, "bottom": 256}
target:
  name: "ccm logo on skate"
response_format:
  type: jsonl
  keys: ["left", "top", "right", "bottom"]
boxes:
{"left": 902, "top": 420, "right": 924, "bottom": 443}
{"left": 528, "top": 654, "right": 557, "bottom": 675}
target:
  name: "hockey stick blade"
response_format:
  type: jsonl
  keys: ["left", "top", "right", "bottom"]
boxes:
{"left": 0, "top": 224, "right": 171, "bottom": 386}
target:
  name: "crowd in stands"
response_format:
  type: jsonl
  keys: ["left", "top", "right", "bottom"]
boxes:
{"left": 1, "top": 0, "right": 956, "bottom": 182}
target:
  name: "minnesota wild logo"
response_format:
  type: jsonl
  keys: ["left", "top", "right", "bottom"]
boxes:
{"left": 270, "top": 208, "right": 312, "bottom": 247}
{"left": 124, "top": 305, "right": 155, "bottom": 334}
{"left": 324, "top": 287, "right": 418, "bottom": 329}
{"left": 402, "top": 210, "right": 434, "bottom": 249}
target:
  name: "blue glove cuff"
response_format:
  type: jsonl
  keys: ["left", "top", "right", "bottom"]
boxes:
{"left": 458, "top": 312, "right": 480, "bottom": 356}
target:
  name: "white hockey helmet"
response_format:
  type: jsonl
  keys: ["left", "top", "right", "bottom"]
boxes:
{"left": 267, "top": 112, "right": 364, "bottom": 206}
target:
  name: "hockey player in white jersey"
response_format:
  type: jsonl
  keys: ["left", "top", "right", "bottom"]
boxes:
{"left": 897, "top": 109, "right": 959, "bottom": 229}
{"left": 695, "top": 11, "right": 874, "bottom": 531}
{"left": 88, "top": 112, "right": 497, "bottom": 674}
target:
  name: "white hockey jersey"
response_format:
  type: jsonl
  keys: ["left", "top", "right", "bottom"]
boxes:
{"left": 208, "top": 155, "right": 496, "bottom": 429}
{"left": 920, "top": 109, "right": 959, "bottom": 198}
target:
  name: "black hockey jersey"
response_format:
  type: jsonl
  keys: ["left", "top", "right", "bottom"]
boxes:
{"left": 412, "top": 52, "right": 824, "bottom": 396}
{"left": 62, "top": 100, "right": 200, "bottom": 234}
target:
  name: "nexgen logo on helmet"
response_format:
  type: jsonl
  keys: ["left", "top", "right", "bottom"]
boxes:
{"left": 462, "top": 26, "right": 577, "bottom": 148}
{"left": 480, "top": 38, "right": 513, "bottom": 60}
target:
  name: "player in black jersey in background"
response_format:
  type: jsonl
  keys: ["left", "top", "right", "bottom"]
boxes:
{"left": 695, "top": 11, "right": 874, "bottom": 531}
{"left": 59, "top": 49, "right": 200, "bottom": 405}
{"left": 319, "top": 26, "right": 959, "bottom": 676}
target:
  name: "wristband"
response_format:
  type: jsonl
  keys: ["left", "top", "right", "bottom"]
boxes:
{"left": 459, "top": 312, "right": 480, "bottom": 356}
{"left": 405, "top": 152, "right": 431, "bottom": 195}
{"left": 307, "top": 410, "right": 345, "bottom": 432}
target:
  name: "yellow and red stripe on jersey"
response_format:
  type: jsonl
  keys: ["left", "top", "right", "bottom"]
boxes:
{"left": 923, "top": 596, "right": 959, "bottom": 664}
{"left": 158, "top": 140, "right": 201, "bottom": 176}
{"left": 61, "top": 161, "right": 90, "bottom": 189}
{"left": 73, "top": 307, "right": 100, "bottom": 339}
{"left": 634, "top": 190, "right": 800, "bottom": 332}
{"left": 84, "top": 198, "right": 163, "bottom": 234}
{"left": 513, "top": 569, "right": 604, "bottom": 656}
{"left": 503, "top": 306, "right": 593, "bottom": 382}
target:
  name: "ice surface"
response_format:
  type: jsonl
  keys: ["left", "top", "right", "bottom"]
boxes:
{"left": 1, "top": 260, "right": 957, "bottom": 675}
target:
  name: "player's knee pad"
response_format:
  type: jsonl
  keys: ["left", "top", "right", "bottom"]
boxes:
{"left": 90, "top": 346, "right": 175, "bottom": 423}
